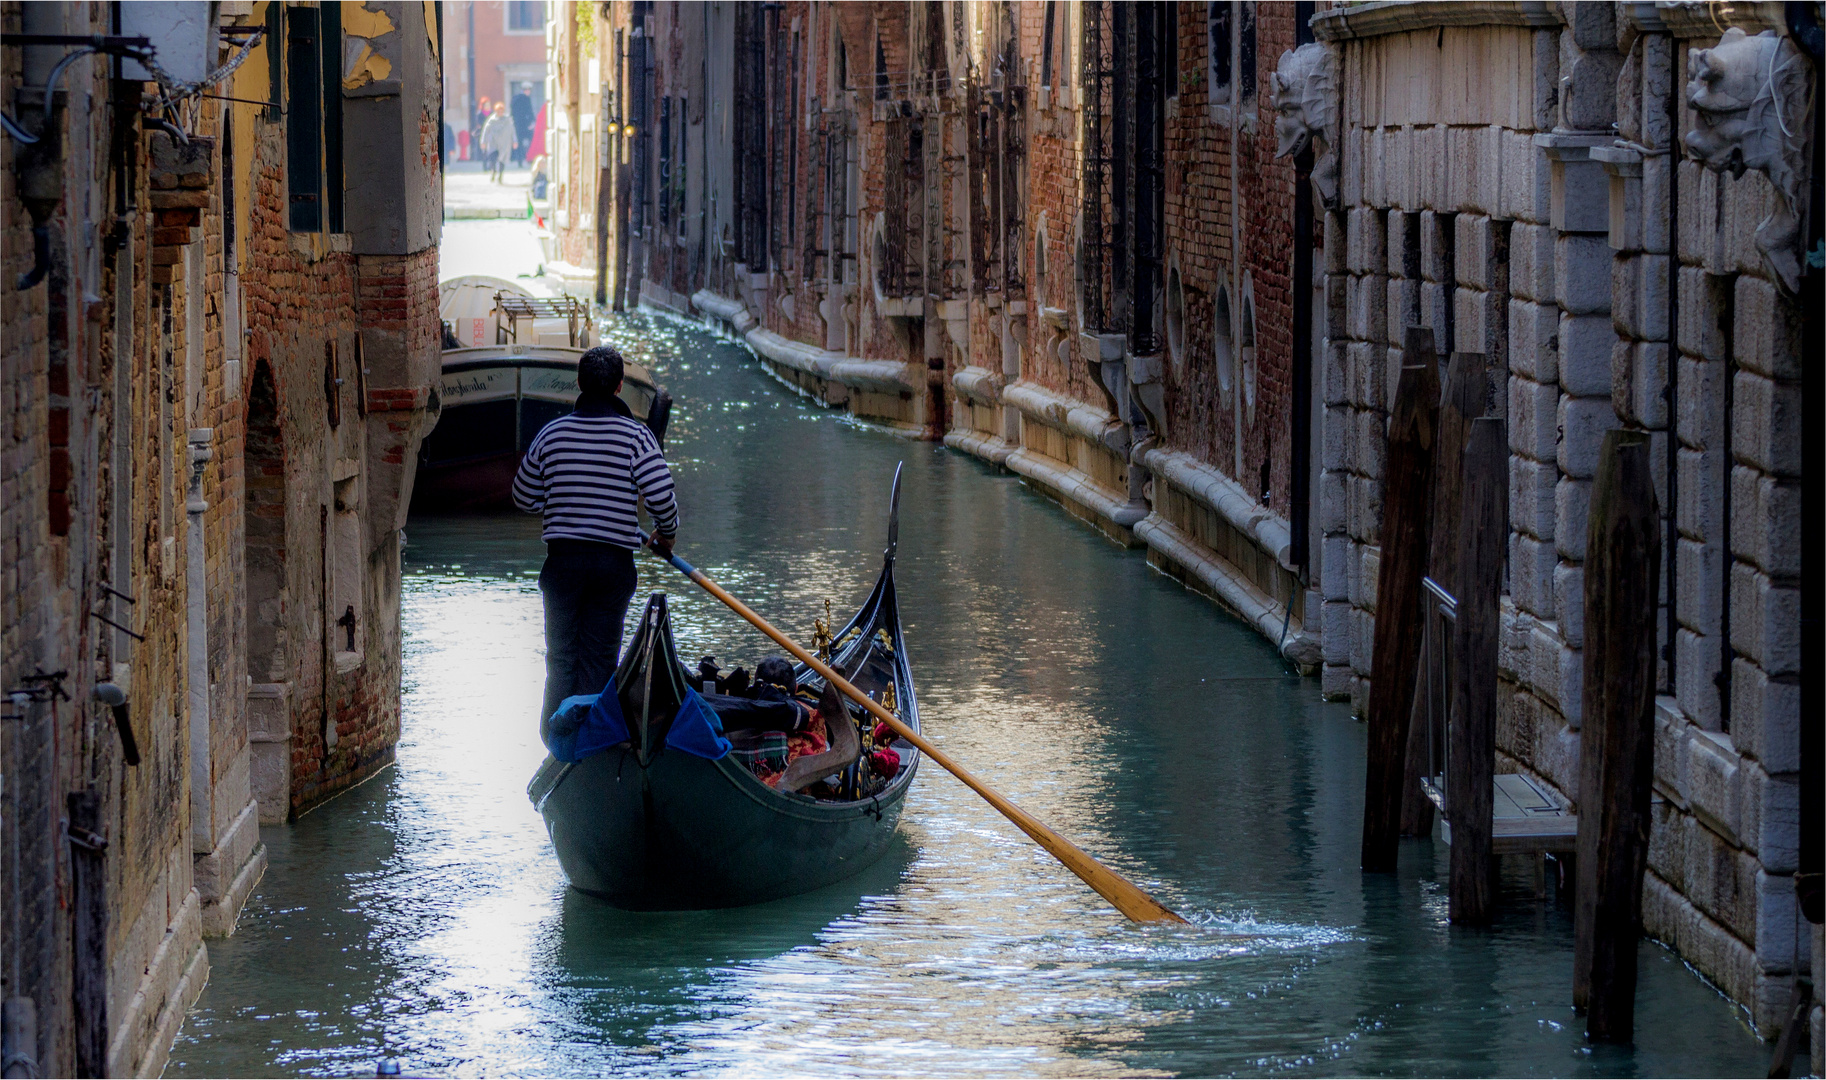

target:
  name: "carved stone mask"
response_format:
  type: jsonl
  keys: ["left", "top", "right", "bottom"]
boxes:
{"left": 1272, "top": 72, "right": 1313, "bottom": 159}
{"left": 1684, "top": 27, "right": 1813, "bottom": 293}
{"left": 1270, "top": 42, "right": 1340, "bottom": 210}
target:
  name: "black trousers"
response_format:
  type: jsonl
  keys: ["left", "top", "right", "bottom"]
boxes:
{"left": 539, "top": 539, "right": 638, "bottom": 723}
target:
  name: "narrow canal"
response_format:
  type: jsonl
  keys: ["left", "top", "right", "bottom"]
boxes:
{"left": 171, "top": 311, "right": 1765, "bottom": 1076}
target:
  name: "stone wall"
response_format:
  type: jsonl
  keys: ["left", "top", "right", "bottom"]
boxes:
{"left": 1315, "top": 0, "right": 1815, "bottom": 1039}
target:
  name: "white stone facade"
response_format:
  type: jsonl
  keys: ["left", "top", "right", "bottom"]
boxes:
{"left": 1315, "top": 0, "right": 1815, "bottom": 1045}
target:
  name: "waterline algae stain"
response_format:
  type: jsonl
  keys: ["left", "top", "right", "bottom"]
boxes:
{"left": 170, "top": 315, "right": 1764, "bottom": 1077}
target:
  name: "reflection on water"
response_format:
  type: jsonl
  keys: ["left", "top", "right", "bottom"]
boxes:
{"left": 171, "top": 314, "right": 1765, "bottom": 1077}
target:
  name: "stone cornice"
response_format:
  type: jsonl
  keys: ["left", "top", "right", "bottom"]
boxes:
{"left": 1310, "top": 1, "right": 1562, "bottom": 43}
{"left": 1650, "top": 1, "right": 1793, "bottom": 39}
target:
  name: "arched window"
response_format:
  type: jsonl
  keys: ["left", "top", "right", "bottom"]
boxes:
{"left": 244, "top": 360, "right": 288, "bottom": 684}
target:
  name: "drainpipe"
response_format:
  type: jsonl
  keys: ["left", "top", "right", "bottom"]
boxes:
{"left": 1291, "top": 149, "right": 1314, "bottom": 573}
{"left": 186, "top": 428, "right": 214, "bottom": 854}
{"left": 1799, "top": 2, "right": 1824, "bottom": 931}
{"left": 465, "top": 2, "right": 475, "bottom": 151}
{"left": 1290, "top": 2, "right": 1316, "bottom": 574}
{"left": 596, "top": 84, "right": 611, "bottom": 307}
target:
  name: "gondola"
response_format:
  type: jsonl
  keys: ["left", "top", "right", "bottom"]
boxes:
{"left": 526, "top": 475, "right": 919, "bottom": 910}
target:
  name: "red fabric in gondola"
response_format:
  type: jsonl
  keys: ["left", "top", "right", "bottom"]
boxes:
{"left": 753, "top": 707, "right": 830, "bottom": 788}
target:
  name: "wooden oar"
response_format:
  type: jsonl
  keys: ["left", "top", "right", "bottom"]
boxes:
{"left": 639, "top": 532, "right": 1186, "bottom": 924}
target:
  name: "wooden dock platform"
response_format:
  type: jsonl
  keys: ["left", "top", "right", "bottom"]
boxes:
{"left": 1425, "top": 773, "right": 1577, "bottom": 855}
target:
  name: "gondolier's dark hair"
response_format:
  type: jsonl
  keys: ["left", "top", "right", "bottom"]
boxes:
{"left": 577, "top": 345, "right": 625, "bottom": 395}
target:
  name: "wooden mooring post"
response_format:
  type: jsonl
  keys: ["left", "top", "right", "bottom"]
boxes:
{"left": 1360, "top": 327, "right": 1439, "bottom": 873}
{"left": 68, "top": 789, "right": 108, "bottom": 1077}
{"left": 1571, "top": 430, "right": 1660, "bottom": 1041}
{"left": 1401, "top": 350, "right": 1490, "bottom": 837}
{"left": 1447, "top": 416, "right": 1506, "bottom": 924}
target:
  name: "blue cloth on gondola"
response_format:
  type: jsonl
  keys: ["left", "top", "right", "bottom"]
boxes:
{"left": 666, "top": 687, "right": 732, "bottom": 760}
{"left": 542, "top": 677, "right": 631, "bottom": 762}
{"left": 541, "top": 679, "right": 730, "bottom": 762}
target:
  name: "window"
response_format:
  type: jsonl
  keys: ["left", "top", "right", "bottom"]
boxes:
{"left": 875, "top": 33, "right": 888, "bottom": 100}
{"left": 1165, "top": 263, "right": 1185, "bottom": 373}
{"left": 787, "top": 30, "right": 800, "bottom": 241}
{"left": 505, "top": 0, "right": 544, "bottom": 35}
{"left": 1041, "top": 2, "right": 1056, "bottom": 88}
{"left": 1207, "top": 3, "right": 1232, "bottom": 108}
{"left": 674, "top": 96, "right": 688, "bottom": 240}
{"left": 264, "top": 0, "right": 282, "bottom": 122}
{"left": 1213, "top": 281, "right": 1234, "bottom": 402}
{"left": 284, "top": 3, "right": 344, "bottom": 232}
{"left": 1165, "top": 3, "right": 1178, "bottom": 99}
{"left": 1034, "top": 212, "right": 1050, "bottom": 304}
{"left": 1239, "top": 270, "right": 1258, "bottom": 419}
{"left": 657, "top": 96, "right": 672, "bottom": 232}
{"left": 1238, "top": 2, "right": 1257, "bottom": 111}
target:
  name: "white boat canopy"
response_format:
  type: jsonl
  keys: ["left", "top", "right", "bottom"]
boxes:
{"left": 439, "top": 274, "right": 596, "bottom": 350}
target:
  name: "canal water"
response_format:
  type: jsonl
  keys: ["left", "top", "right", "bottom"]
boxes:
{"left": 170, "top": 311, "right": 1767, "bottom": 1076}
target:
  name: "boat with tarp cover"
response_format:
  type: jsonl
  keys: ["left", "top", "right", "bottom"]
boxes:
{"left": 412, "top": 343, "right": 670, "bottom": 513}
{"left": 526, "top": 474, "right": 919, "bottom": 909}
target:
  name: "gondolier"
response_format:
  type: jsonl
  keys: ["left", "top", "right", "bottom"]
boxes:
{"left": 513, "top": 345, "right": 679, "bottom": 723}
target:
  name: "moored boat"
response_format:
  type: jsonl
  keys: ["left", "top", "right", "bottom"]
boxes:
{"left": 527, "top": 477, "right": 919, "bottom": 910}
{"left": 411, "top": 344, "right": 670, "bottom": 513}
{"left": 439, "top": 274, "right": 597, "bottom": 349}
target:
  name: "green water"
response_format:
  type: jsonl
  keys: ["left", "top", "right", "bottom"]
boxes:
{"left": 170, "top": 313, "right": 1765, "bottom": 1077}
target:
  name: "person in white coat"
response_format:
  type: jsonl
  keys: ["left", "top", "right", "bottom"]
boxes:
{"left": 479, "top": 102, "right": 517, "bottom": 183}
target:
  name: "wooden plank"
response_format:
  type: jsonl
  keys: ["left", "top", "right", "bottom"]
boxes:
{"left": 1448, "top": 416, "right": 1505, "bottom": 925}
{"left": 1402, "top": 350, "right": 1490, "bottom": 836}
{"left": 1573, "top": 430, "right": 1661, "bottom": 1042}
{"left": 1360, "top": 328, "right": 1440, "bottom": 873}
{"left": 1432, "top": 773, "right": 1579, "bottom": 854}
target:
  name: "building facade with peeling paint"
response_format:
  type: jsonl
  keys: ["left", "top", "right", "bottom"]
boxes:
{"left": 1, "top": 2, "right": 442, "bottom": 1073}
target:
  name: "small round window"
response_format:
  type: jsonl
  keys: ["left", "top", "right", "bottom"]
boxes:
{"left": 1213, "top": 282, "right": 1234, "bottom": 402}
{"left": 1165, "top": 261, "right": 1186, "bottom": 375}
{"left": 1033, "top": 212, "right": 1050, "bottom": 305}
{"left": 1239, "top": 271, "right": 1258, "bottom": 421}
{"left": 1072, "top": 210, "right": 1088, "bottom": 331}
{"left": 869, "top": 213, "right": 889, "bottom": 305}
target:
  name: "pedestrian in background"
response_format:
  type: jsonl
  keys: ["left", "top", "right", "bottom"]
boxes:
{"left": 480, "top": 102, "right": 517, "bottom": 183}
{"left": 510, "top": 89, "right": 535, "bottom": 166}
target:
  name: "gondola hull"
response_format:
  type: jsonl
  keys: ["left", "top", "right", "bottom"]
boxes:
{"left": 529, "top": 465, "right": 918, "bottom": 911}
{"left": 536, "top": 749, "right": 909, "bottom": 909}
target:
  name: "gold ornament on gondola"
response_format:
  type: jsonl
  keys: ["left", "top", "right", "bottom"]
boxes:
{"left": 812, "top": 599, "right": 834, "bottom": 661}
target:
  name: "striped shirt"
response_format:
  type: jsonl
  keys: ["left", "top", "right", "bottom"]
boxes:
{"left": 512, "top": 413, "right": 679, "bottom": 547}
